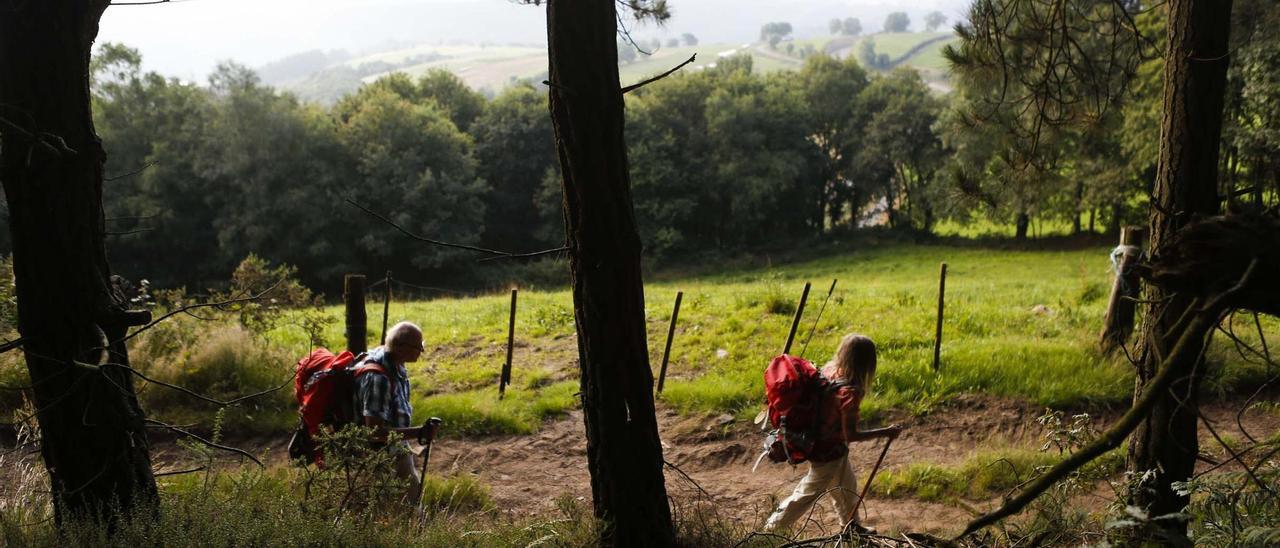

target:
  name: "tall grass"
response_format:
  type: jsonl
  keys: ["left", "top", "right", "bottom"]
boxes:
{"left": 112, "top": 243, "right": 1275, "bottom": 435}
{"left": 0, "top": 465, "right": 596, "bottom": 548}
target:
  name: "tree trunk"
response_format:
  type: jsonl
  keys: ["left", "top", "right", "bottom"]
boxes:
{"left": 545, "top": 2, "right": 675, "bottom": 546}
{"left": 1072, "top": 179, "right": 1084, "bottom": 234}
{"left": 1014, "top": 211, "right": 1030, "bottom": 240}
{"left": 1108, "top": 200, "right": 1124, "bottom": 236}
{"left": 0, "top": 0, "right": 158, "bottom": 524}
{"left": 1127, "top": 0, "right": 1231, "bottom": 541}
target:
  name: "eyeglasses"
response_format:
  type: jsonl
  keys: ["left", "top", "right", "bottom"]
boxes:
{"left": 394, "top": 340, "right": 425, "bottom": 351}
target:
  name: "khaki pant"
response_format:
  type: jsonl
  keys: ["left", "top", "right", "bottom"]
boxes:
{"left": 764, "top": 454, "right": 861, "bottom": 532}
{"left": 394, "top": 448, "right": 422, "bottom": 504}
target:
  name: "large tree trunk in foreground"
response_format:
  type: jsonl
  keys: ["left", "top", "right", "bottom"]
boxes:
{"left": 1127, "top": 0, "right": 1231, "bottom": 541}
{"left": 545, "top": 1, "right": 675, "bottom": 546}
{"left": 0, "top": 0, "right": 158, "bottom": 523}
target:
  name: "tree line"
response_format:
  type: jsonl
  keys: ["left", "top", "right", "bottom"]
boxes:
{"left": 14, "top": 17, "right": 1274, "bottom": 293}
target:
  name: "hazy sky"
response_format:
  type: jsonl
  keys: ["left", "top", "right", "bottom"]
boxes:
{"left": 99, "top": 0, "right": 971, "bottom": 81}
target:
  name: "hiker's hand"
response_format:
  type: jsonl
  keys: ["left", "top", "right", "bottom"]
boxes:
{"left": 884, "top": 425, "right": 903, "bottom": 440}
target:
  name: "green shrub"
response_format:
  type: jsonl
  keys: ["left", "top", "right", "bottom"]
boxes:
{"left": 134, "top": 324, "right": 295, "bottom": 433}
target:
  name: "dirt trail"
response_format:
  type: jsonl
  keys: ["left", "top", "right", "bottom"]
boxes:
{"left": 140, "top": 396, "right": 1279, "bottom": 538}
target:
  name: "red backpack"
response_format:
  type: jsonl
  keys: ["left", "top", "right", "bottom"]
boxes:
{"left": 287, "top": 348, "right": 388, "bottom": 465}
{"left": 763, "top": 354, "right": 846, "bottom": 464}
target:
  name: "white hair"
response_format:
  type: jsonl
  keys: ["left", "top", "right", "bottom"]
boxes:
{"left": 384, "top": 321, "right": 423, "bottom": 347}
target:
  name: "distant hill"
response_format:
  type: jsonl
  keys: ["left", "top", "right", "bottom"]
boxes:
{"left": 260, "top": 32, "right": 957, "bottom": 104}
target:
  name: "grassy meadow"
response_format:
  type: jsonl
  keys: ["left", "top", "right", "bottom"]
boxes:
{"left": 248, "top": 242, "right": 1273, "bottom": 435}
{"left": 5, "top": 241, "right": 1270, "bottom": 437}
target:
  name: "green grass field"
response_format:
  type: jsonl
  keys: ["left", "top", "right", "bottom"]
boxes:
{"left": 257, "top": 243, "right": 1275, "bottom": 435}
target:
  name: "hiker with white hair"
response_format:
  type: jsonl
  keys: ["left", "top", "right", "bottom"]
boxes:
{"left": 353, "top": 320, "right": 426, "bottom": 496}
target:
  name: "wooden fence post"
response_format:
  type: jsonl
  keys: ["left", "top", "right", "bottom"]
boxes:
{"left": 656, "top": 291, "right": 683, "bottom": 394}
{"left": 344, "top": 274, "right": 367, "bottom": 354}
{"left": 932, "top": 263, "right": 947, "bottom": 371}
{"left": 380, "top": 271, "right": 392, "bottom": 345}
{"left": 1100, "top": 226, "right": 1146, "bottom": 353}
{"left": 499, "top": 288, "right": 518, "bottom": 399}
{"left": 782, "top": 282, "right": 812, "bottom": 355}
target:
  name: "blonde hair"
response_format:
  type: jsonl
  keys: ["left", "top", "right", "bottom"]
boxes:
{"left": 826, "top": 333, "right": 877, "bottom": 389}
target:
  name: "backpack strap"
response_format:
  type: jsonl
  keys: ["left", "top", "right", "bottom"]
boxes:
{"left": 353, "top": 359, "right": 396, "bottom": 392}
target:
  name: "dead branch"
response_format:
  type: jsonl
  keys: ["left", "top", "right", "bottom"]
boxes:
{"left": 144, "top": 418, "right": 263, "bottom": 467}
{"left": 0, "top": 115, "right": 67, "bottom": 157}
{"left": 154, "top": 465, "right": 206, "bottom": 477}
{"left": 92, "top": 359, "right": 295, "bottom": 407}
{"left": 957, "top": 257, "right": 1264, "bottom": 539}
{"left": 622, "top": 54, "right": 697, "bottom": 94}
{"left": 1196, "top": 408, "right": 1279, "bottom": 501}
{"left": 104, "top": 227, "right": 154, "bottom": 237}
{"left": 104, "top": 160, "right": 157, "bottom": 181}
{"left": 663, "top": 459, "right": 711, "bottom": 499}
{"left": 0, "top": 337, "right": 25, "bottom": 354}
{"left": 475, "top": 245, "right": 570, "bottom": 262}
{"left": 346, "top": 197, "right": 570, "bottom": 260}
{"left": 110, "top": 276, "right": 284, "bottom": 346}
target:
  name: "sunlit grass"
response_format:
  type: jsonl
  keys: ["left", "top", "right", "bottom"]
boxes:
{"left": 251, "top": 243, "right": 1278, "bottom": 435}
{"left": 872, "top": 447, "right": 1126, "bottom": 502}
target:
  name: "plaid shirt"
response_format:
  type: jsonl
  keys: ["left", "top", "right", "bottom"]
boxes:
{"left": 353, "top": 347, "right": 414, "bottom": 429}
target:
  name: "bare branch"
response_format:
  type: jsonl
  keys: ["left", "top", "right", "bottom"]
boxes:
{"left": 110, "top": 276, "right": 284, "bottom": 346}
{"left": 622, "top": 54, "right": 696, "bottom": 94}
{"left": 93, "top": 359, "right": 295, "bottom": 407}
{"left": 0, "top": 337, "right": 25, "bottom": 355}
{"left": 346, "top": 197, "right": 571, "bottom": 260}
{"left": 663, "top": 459, "right": 711, "bottom": 499}
{"left": 154, "top": 465, "right": 207, "bottom": 477}
{"left": 104, "top": 160, "right": 157, "bottom": 181}
{"left": 144, "top": 418, "right": 263, "bottom": 467}
{"left": 958, "top": 296, "right": 1222, "bottom": 538}
{"left": 1197, "top": 409, "right": 1279, "bottom": 501}
{"left": 105, "top": 227, "right": 154, "bottom": 237}
{"left": 475, "top": 245, "right": 570, "bottom": 263}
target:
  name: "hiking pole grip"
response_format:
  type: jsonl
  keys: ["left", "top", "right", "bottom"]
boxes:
{"left": 415, "top": 417, "right": 444, "bottom": 516}
{"left": 416, "top": 417, "right": 443, "bottom": 446}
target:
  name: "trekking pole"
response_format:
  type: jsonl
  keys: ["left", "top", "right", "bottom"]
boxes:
{"left": 845, "top": 436, "right": 893, "bottom": 529}
{"left": 414, "top": 417, "right": 443, "bottom": 520}
{"left": 782, "top": 282, "right": 811, "bottom": 355}
{"left": 380, "top": 271, "right": 392, "bottom": 345}
{"left": 799, "top": 279, "right": 838, "bottom": 358}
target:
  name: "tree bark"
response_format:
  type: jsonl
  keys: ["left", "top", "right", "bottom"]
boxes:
{"left": 1127, "top": 0, "right": 1231, "bottom": 541}
{"left": 1014, "top": 211, "right": 1030, "bottom": 240}
{"left": 545, "top": 2, "right": 675, "bottom": 546}
{"left": 0, "top": 0, "right": 158, "bottom": 523}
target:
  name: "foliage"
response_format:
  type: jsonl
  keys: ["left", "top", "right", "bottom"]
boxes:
{"left": 0, "top": 256, "right": 14, "bottom": 331}
{"left": 884, "top": 12, "right": 911, "bottom": 33}
{"left": 924, "top": 11, "right": 948, "bottom": 32}
{"left": 759, "top": 22, "right": 793, "bottom": 48}
{"left": 132, "top": 324, "right": 295, "bottom": 433}
{"left": 0, "top": 457, "right": 580, "bottom": 548}
{"left": 829, "top": 17, "right": 862, "bottom": 36}
{"left": 471, "top": 83, "right": 559, "bottom": 251}
{"left": 1180, "top": 455, "right": 1280, "bottom": 547}
{"left": 853, "top": 69, "right": 946, "bottom": 231}
{"left": 221, "top": 254, "right": 320, "bottom": 335}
